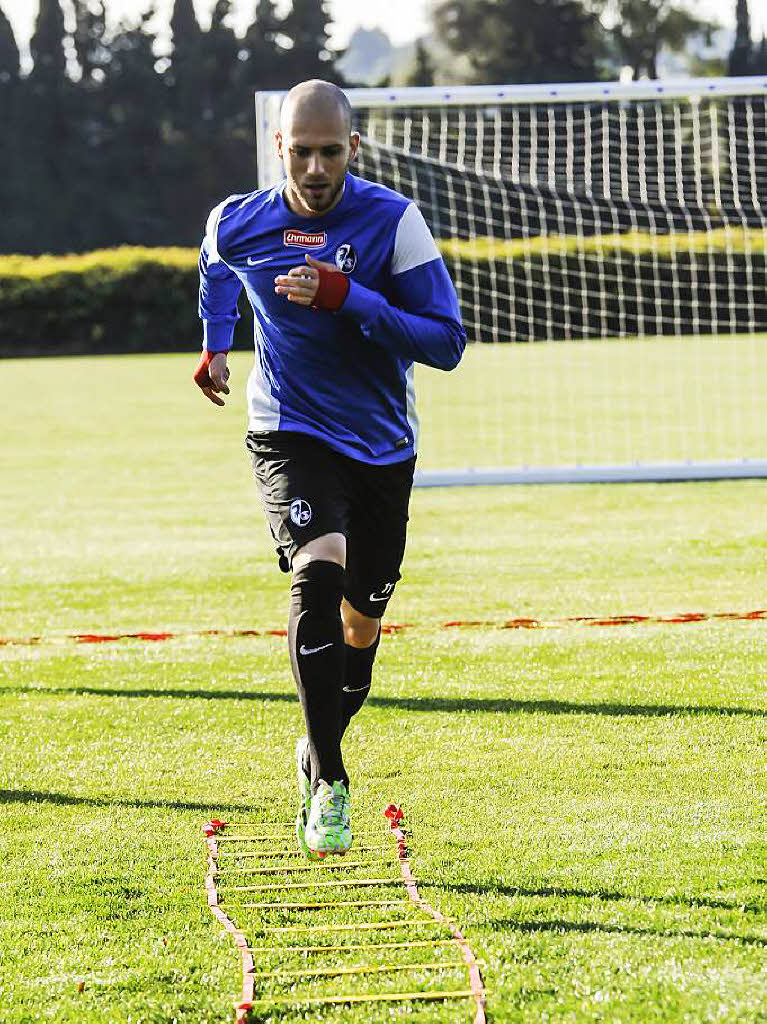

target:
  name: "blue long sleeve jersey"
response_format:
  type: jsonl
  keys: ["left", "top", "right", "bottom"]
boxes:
{"left": 198, "top": 172, "right": 466, "bottom": 465}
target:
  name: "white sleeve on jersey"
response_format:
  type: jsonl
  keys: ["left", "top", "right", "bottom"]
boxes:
{"left": 390, "top": 202, "right": 440, "bottom": 276}
{"left": 203, "top": 200, "right": 230, "bottom": 265}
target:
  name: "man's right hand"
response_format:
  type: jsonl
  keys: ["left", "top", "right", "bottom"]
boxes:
{"left": 193, "top": 350, "right": 230, "bottom": 407}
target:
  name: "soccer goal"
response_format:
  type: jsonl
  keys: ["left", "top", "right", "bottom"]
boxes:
{"left": 255, "top": 78, "right": 767, "bottom": 485}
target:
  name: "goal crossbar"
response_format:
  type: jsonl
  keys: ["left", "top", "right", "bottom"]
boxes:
{"left": 256, "top": 77, "right": 767, "bottom": 186}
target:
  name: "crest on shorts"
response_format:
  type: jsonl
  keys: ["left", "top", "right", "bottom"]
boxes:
{"left": 334, "top": 243, "right": 357, "bottom": 274}
{"left": 290, "top": 498, "right": 312, "bottom": 527}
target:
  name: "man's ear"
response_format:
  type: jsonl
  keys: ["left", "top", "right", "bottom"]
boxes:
{"left": 348, "top": 131, "right": 361, "bottom": 163}
{"left": 275, "top": 131, "right": 284, "bottom": 160}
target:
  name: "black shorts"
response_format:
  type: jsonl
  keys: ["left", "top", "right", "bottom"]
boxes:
{"left": 246, "top": 431, "right": 416, "bottom": 619}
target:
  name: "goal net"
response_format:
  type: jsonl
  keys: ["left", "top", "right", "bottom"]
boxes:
{"left": 255, "top": 78, "right": 767, "bottom": 484}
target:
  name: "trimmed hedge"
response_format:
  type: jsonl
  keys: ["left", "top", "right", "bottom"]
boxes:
{"left": 1, "top": 236, "right": 765, "bottom": 355}
{"left": 443, "top": 250, "right": 767, "bottom": 342}
{"left": 440, "top": 226, "right": 767, "bottom": 261}
{"left": 0, "top": 247, "right": 251, "bottom": 357}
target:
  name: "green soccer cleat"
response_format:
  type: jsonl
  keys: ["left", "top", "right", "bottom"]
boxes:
{"left": 305, "top": 779, "right": 352, "bottom": 855}
{"left": 295, "top": 737, "right": 324, "bottom": 861}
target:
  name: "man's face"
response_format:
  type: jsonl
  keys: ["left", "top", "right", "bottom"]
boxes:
{"left": 277, "top": 105, "right": 359, "bottom": 217}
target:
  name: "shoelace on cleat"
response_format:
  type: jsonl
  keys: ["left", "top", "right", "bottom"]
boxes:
{"left": 318, "top": 787, "right": 348, "bottom": 828}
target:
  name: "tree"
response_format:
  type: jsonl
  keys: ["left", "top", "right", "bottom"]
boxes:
{"left": 728, "top": 0, "right": 752, "bottom": 75}
{"left": 240, "top": 0, "right": 287, "bottom": 89}
{"left": 202, "top": 0, "right": 240, "bottom": 113}
{"left": 609, "top": 0, "right": 716, "bottom": 80}
{"left": 406, "top": 38, "right": 435, "bottom": 86}
{"left": 72, "top": 0, "right": 109, "bottom": 83}
{"left": 96, "top": 8, "right": 176, "bottom": 246}
{"left": 0, "top": 0, "right": 347, "bottom": 254}
{"left": 167, "top": 0, "right": 205, "bottom": 137}
{"left": 170, "top": 0, "right": 203, "bottom": 59}
{"left": 30, "top": 0, "right": 67, "bottom": 82}
{"left": 0, "top": 3, "right": 20, "bottom": 83}
{"left": 754, "top": 35, "right": 767, "bottom": 74}
{"left": 0, "top": 4, "right": 22, "bottom": 252}
{"left": 281, "top": 0, "right": 340, "bottom": 85}
{"left": 433, "top": 0, "right": 604, "bottom": 84}
{"left": 198, "top": 0, "right": 258, "bottom": 204}
{"left": 24, "top": 0, "right": 74, "bottom": 252}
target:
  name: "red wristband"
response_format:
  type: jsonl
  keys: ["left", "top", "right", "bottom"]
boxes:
{"left": 193, "top": 349, "right": 217, "bottom": 388}
{"left": 312, "top": 266, "right": 350, "bottom": 312}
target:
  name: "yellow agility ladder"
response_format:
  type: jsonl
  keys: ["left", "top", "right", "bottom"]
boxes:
{"left": 203, "top": 805, "right": 487, "bottom": 1022}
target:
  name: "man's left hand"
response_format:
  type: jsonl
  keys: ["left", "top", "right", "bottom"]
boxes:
{"left": 274, "top": 255, "right": 349, "bottom": 311}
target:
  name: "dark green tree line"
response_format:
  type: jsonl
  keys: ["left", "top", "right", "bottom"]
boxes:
{"left": 728, "top": 0, "right": 767, "bottom": 74}
{"left": 1, "top": 0, "right": 753, "bottom": 256}
{"left": 608, "top": 0, "right": 714, "bottom": 80}
{"left": 0, "top": 0, "right": 338, "bottom": 254}
{"left": 433, "top": 0, "right": 719, "bottom": 83}
{"left": 434, "top": 0, "right": 606, "bottom": 84}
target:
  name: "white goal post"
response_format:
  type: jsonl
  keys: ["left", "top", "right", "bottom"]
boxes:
{"left": 255, "top": 78, "right": 767, "bottom": 486}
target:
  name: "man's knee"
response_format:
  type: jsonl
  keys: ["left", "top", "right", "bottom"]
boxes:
{"left": 341, "top": 598, "right": 380, "bottom": 648}
{"left": 293, "top": 532, "right": 346, "bottom": 570}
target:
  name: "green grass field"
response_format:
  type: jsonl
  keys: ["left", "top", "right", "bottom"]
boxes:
{"left": 417, "top": 333, "right": 767, "bottom": 469}
{"left": 1, "top": 351, "right": 765, "bottom": 1023}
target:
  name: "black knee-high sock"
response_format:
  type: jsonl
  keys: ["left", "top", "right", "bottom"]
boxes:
{"left": 340, "top": 629, "right": 380, "bottom": 737}
{"left": 288, "top": 560, "right": 346, "bottom": 790}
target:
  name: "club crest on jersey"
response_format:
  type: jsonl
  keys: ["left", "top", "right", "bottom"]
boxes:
{"left": 284, "top": 230, "right": 326, "bottom": 248}
{"left": 334, "top": 243, "right": 357, "bottom": 274}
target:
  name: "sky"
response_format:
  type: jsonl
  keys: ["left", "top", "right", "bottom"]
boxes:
{"left": 1, "top": 0, "right": 432, "bottom": 53}
{"left": 3, "top": 0, "right": 766, "bottom": 61}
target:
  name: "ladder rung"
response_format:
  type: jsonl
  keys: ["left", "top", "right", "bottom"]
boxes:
{"left": 218, "top": 845, "right": 390, "bottom": 859}
{"left": 215, "top": 834, "right": 297, "bottom": 842}
{"left": 252, "top": 959, "right": 469, "bottom": 980}
{"left": 217, "top": 831, "right": 401, "bottom": 843}
{"left": 217, "top": 859, "right": 380, "bottom": 875}
{"left": 223, "top": 823, "right": 404, "bottom": 835}
{"left": 240, "top": 898, "right": 409, "bottom": 910}
{"left": 247, "top": 989, "right": 477, "bottom": 1007}
{"left": 247, "top": 939, "right": 456, "bottom": 955}
{"left": 217, "top": 822, "right": 295, "bottom": 828}
{"left": 261, "top": 917, "right": 441, "bottom": 935}
{"left": 224, "top": 878, "right": 398, "bottom": 893}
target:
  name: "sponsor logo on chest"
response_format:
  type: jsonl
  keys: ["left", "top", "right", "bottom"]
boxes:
{"left": 284, "top": 229, "right": 327, "bottom": 248}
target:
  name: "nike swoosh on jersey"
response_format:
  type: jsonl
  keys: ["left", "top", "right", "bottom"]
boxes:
{"left": 342, "top": 683, "right": 371, "bottom": 693}
{"left": 247, "top": 256, "right": 271, "bottom": 266}
{"left": 369, "top": 592, "right": 390, "bottom": 602}
{"left": 299, "top": 642, "right": 334, "bottom": 655}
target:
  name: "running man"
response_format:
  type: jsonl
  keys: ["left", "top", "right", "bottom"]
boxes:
{"left": 194, "top": 80, "right": 465, "bottom": 857}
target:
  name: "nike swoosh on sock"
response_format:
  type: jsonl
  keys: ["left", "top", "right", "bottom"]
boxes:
{"left": 300, "top": 642, "right": 334, "bottom": 655}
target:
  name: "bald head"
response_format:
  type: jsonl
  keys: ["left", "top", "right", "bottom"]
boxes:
{"left": 276, "top": 79, "right": 360, "bottom": 218}
{"left": 280, "top": 80, "right": 352, "bottom": 136}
